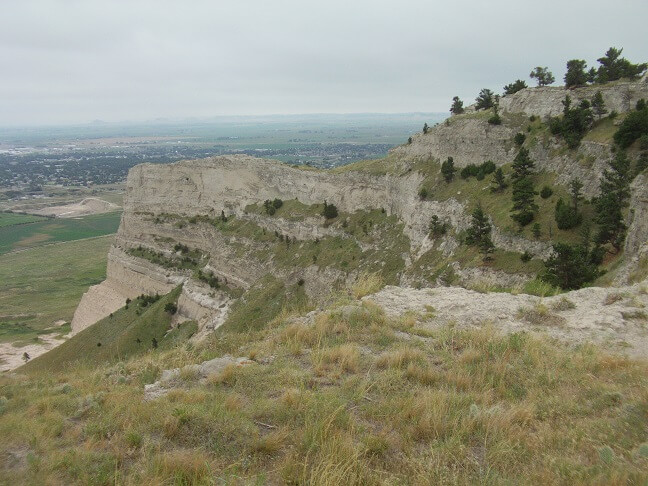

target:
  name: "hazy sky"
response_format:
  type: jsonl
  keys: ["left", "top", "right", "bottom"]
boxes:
{"left": 2, "top": 0, "right": 647, "bottom": 126}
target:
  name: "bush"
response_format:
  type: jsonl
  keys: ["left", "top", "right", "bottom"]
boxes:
{"left": 554, "top": 198, "right": 582, "bottom": 230}
{"left": 164, "top": 302, "right": 178, "bottom": 315}
{"left": 613, "top": 105, "right": 648, "bottom": 148}
{"left": 520, "top": 251, "right": 533, "bottom": 263}
{"left": 540, "top": 186, "right": 553, "bottom": 199}
{"left": 272, "top": 198, "right": 283, "bottom": 209}
{"left": 461, "top": 161, "right": 495, "bottom": 180}
{"left": 514, "top": 132, "right": 526, "bottom": 146}
{"left": 503, "top": 79, "right": 527, "bottom": 95}
{"left": 511, "top": 210, "right": 534, "bottom": 227}
{"left": 418, "top": 187, "right": 428, "bottom": 200}
{"left": 322, "top": 202, "right": 338, "bottom": 219}
{"left": 488, "top": 113, "right": 502, "bottom": 125}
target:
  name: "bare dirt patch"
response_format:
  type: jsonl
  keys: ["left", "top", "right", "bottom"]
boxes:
{"left": 31, "top": 198, "right": 120, "bottom": 218}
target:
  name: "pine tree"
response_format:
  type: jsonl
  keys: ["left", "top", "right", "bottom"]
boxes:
{"left": 564, "top": 59, "right": 588, "bottom": 88}
{"left": 511, "top": 178, "right": 538, "bottom": 226}
{"left": 441, "top": 157, "right": 456, "bottom": 182}
{"left": 595, "top": 150, "right": 631, "bottom": 249}
{"left": 490, "top": 167, "right": 507, "bottom": 192}
{"left": 423, "top": 123, "right": 429, "bottom": 134}
{"left": 569, "top": 178, "right": 584, "bottom": 211}
{"left": 450, "top": 96, "right": 464, "bottom": 115}
{"left": 511, "top": 148, "right": 535, "bottom": 182}
{"left": 529, "top": 66, "right": 555, "bottom": 86}
{"left": 541, "top": 243, "right": 600, "bottom": 290}
{"left": 592, "top": 91, "right": 607, "bottom": 119}
{"left": 475, "top": 89, "right": 495, "bottom": 110}
{"left": 465, "top": 205, "right": 495, "bottom": 261}
{"left": 503, "top": 79, "right": 527, "bottom": 95}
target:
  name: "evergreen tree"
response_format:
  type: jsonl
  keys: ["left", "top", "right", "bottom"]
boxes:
{"left": 569, "top": 178, "right": 584, "bottom": 211}
{"left": 613, "top": 103, "right": 648, "bottom": 148}
{"left": 440, "top": 156, "right": 456, "bottom": 182}
{"left": 595, "top": 150, "right": 631, "bottom": 249}
{"left": 541, "top": 243, "right": 600, "bottom": 290}
{"left": 529, "top": 66, "right": 555, "bottom": 86}
{"left": 511, "top": 147, "right": 535, "bottom": 181}
{"left": 490, "top": 167, "right": 507, "bottom": 192}
{"left": 592, "top": 91, "right": 607, "bottom": 119}
{"left": 423, "top": 123, "right": 429, "bottom": 134}
{"left": 532, "top": 223, "right": 541, "bottom": 239}
{"left": 408, "top": 137, "right": 412, "bottom": 144}
{"left": 564, "top": 59, "right": 588, "bottom": 88}
{"left": 322, "top": 201, "right": 339, "bottom": 219}
{"left": 596, "top": 47, "right": 648, "bottom": 83}
{"left": 450, "top": 96, "right": 464, "bottom": 115}
{"left": 475, "top": 89, "right": 495, "bottom": 110}
{"left": 503, "top": 79, "right": 527, "bottom": 95}
{"left": 22, "top": 352, "right": 30, "bottom": 363}
{"left": 511, "top": 177, "right": 538, "bottom": 226}
{"left": 465, "top": 205, "right": 495, "bottom": 261}
{"left": 554, "top": 198, "right": 582, "bottom": 230}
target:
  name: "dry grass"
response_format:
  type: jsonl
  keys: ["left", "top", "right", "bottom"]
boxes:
{"left": 350, "top": 271, "right": 383, "bottom": 299}
{"left": 517, "top": 303, "right": 565, "bottom": 327}
{"left": 1, "top": 301, "right": 647, "bottom": 485}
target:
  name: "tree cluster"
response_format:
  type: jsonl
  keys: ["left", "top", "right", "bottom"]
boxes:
{"left": 548, "top": 95, "right": 593, "bottom": 149}
{"left": 460, "top": 160, "right": 496, "bottom": 181}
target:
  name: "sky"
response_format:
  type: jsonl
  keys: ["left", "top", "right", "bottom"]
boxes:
{"left": 2, "top": 0, "right": 648, "bottom": 126}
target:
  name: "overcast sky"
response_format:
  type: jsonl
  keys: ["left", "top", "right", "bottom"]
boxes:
{"left": 2, "top": 0, "right": 647, "bottom": 126}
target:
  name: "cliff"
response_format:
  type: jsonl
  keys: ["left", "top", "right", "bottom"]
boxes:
{"left": 71, "top": 81, "right": 648, "bottom": 336}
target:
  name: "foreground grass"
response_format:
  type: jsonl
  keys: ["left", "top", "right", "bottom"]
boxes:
{"left": 0, "top": 236, "right": 112, "bottom": 345}
{"left": 1, "top": 297, "right": 646, "bottom": 484}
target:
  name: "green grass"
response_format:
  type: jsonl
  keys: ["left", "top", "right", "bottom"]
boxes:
{"left": 223, "top": 275, "right": 310, "bottom": 333}
{"left": 1, "top": 300, "right": 646, "bottom": 484}
{"left": 0, "top": 212, "right": 48, "bottom": 228}
{"left": 0, "top": 237, "right": 113, "bottom": 345}
{"left": 0, "top": 211, "right": 122, "bottom": 255}
{"left": 20, "top": 287, "right": 187, "bottom": 373}
{"left": 417, "top": 159, "right": 589, "bottom": 244}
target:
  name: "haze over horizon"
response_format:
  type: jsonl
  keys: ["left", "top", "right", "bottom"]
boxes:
{"left": 2, "top": 0, "right": 647, "bottom": 126}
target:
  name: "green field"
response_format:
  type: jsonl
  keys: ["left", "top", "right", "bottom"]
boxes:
{"left": 0, "top": 211, "right": 121, "bottom": 255}
{"left": 0, "top": 236, "right": 112, "bottom": 345}
{"left": 0, "top": 212, "right": 48, "bottom": 227}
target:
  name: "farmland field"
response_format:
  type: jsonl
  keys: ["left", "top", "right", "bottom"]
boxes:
{"left": 0, "top": 212, "right": 48, "bottom": 227}
{"left": 0, "top": 236, "right": 112, "bottom": 345}
{"left": 0, "top": 211, "right": 121, "bottom": 255}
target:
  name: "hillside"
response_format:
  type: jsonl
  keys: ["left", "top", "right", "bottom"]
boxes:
{"left": 3, "top": 67, "right": 648, "bottom": 484}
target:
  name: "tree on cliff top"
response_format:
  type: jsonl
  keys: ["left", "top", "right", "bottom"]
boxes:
{"left": 529, "top": 67, "right": 555, "bottom": 86}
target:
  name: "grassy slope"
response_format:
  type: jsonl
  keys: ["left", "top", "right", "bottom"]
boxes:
{"left": 20, "top": 287, "right": 190, "bottom": 374}
{"left": 0, "top": 211, "right": 121, "bottom": 255}
{"left": 0, "top": 236, "right": 112, "bottom": 345}
{"left": 1, "top": 296, "right": 646, "bottom": 484}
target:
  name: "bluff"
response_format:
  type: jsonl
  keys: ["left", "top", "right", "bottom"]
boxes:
{"left": 71, "top": 80, "right": 648, "bottom": 337}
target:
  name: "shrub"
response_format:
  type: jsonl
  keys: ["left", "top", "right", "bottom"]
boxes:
{"left": 613, "top": 104, "right": 648, "bottom": 148}
{"left": 273, "top": 198, "right": 283, "bottom": 209}
{"left": 539, "top": 186, "right": 553, "bottom": 199}
{"left": 514, "top": 132, "right": 526, "bottom": 146}
{"left": 418, "top": 187, "right": 428, "bottom": 200}
{"left": 488, "top": 113, "right": 502, "bottom": 125}
{"left": 520, "top": 251, "right": 533, "bottom": 263}
{"left": 555, "top": 198, "right": 582, "bottom": 230}
{"left": 164, "top": 302, "right": 178, "bottom": 314}
{"left": 503, "top": 79, "right": 527, "bottom": 95}
{"left": 322, "top": 201, "right": 339, "bottom": 219}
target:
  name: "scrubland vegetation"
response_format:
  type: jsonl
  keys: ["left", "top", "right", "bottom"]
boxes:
{"left": 2, "top": 280, "right": 647, "bottom": 484}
